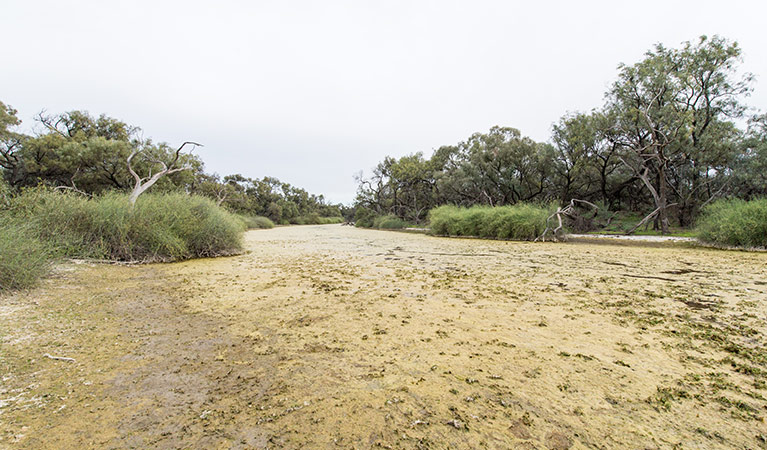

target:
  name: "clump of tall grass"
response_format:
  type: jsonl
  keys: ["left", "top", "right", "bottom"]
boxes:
{"left": 696, "top": 198, "right": 767, "bottom": 248}
{"left": 0, "top": 217, "right": 52, "bottom": 292}
{"left": 239, "top": 215, "right": 275, "bottom": 229}
{"left": 428, "top": 204, "right": 551, "bottom": 240}
{"left": 8, "top": 190, "right": 245, "bottom": 262}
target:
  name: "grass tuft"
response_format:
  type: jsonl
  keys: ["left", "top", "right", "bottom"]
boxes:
{"left": 0, "top": 218, "right": 52, "bottom": 292}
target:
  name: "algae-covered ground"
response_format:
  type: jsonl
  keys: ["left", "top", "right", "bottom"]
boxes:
{"left": 2, "top": 225, "right": 767, "bottom": 449}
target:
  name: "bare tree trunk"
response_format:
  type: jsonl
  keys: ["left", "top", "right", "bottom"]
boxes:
{"left": 657, "top": 163, "right": 670, "bottom": 234}
{"left": 127, "top": 141, "right": 201, "bottom": 206}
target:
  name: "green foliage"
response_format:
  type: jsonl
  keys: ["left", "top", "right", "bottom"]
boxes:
{"left": 238, "top": 215, "right": 275, "bottom": 229}
{"left": 354, "top": 36, "right": 760, "bottom": 234}
{"left": 695, "top": 198, "right": 767, "bottom": 248}
{"left": 13, "top": 110, "right": 203, "bottom": 194}
{"left": 198, "top": 175, "right": 344, "bottom": 225}
{"left": 0, "top": 217, "right": 52, "bottom": 292}
{"left": 290, "top": 213, "right": 344, "bottom": 225}
{"left": 8, "top": 190, "right": 245, "bottom": 262}
{"left": 428, "top": 204, "right": 550, "bottom": 240}
{"left": 373, "top": 215, "right": 409, "bottom": 229}
{"left": 0, "top": 177, "right": 11, "bottom": 207}
{"left": 353, "top": 210, "right": 411, "bottom": 229}
{"left": 353, "top": 207, "right": 377, "bottom": 228}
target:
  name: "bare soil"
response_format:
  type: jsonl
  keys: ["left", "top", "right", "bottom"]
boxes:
{"left": 2, "top": 225, "right": 767, "bottom": 449}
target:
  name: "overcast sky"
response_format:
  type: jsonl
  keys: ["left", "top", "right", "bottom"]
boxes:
{"left": 2, "top": 0, "right": 766, "bottom": 204}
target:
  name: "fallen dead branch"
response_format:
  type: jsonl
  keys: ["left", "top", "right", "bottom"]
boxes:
{"left": 43, "top": 353, "right": 76, "bottom": 363}
{"left": 536, "top": 199, "right": 599, "bottom": 242}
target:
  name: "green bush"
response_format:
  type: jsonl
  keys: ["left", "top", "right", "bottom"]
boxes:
{"left": 0, "top": 217, "right": 52, "bottom": 292}
{"left": 239, "top": 215, "right": 275, "bottom": 229}
{"left": 353, "top": 209, "right": 412, "bottom": 229}
{"left": 696, "top": 198, "right": 767, "bottom": 248}
{"left": 373, "top": 215, "right": 409, "bottom": 229}
{"left": 354, "top": 207, "right": 376, "bottom": 228}
{"left": 8, "top": 190, "right": 245, "bottom": 262}
{"left": 290, "top": 214, "right": 344, "bottom": 225}
{"left": 428, "top": 204, "right": 551, "bottom": 240}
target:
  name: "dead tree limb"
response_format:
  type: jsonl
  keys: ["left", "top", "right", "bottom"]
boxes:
{"left": 127, "top": 141, "right": 202, "bottom": 205}
{"left": 625, "top": 202, "right": 678, "bottom": 235}
{"left": 43, "top": 353, "right": 75, "bottom": 363}
{"left": 54, "top": 169, "right": 92, "bottom": 197}
{"left": 54, "top": 186, "right": 92, "bottom": 197}
{"left": 536, "top": 199, "right": 599, "bottom": 242}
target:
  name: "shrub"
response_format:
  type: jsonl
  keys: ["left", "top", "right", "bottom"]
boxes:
{"left": 373, "top": 215, "right": 409, "bottom": 229}
{"left": 428, "top": 204, "right": 550, "bottom": 240}
{"left": 696, "top": 198, "right": 767, "bottom": 248}
{"left": 354, "top": 207, "right": 377, "bottom": 228}
{"left": 8, "top": 190, "right": 245, "bottom": 262}
{"left": 290, "top": 214, "right": 344, "bottom": 225}
{"left": 239, "top": 215, "right": 275, "bottom": 229}
{"left": 0, "top": 217, "right": 52, "bottom": 292}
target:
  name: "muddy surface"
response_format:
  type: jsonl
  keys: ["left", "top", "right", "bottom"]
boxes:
{"left": 2, "top": 225, "right": 767, "bottom": 449}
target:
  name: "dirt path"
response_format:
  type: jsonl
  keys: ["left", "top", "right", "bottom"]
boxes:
{"left": 2, "top": 225, "right": 767, "bottom": 449}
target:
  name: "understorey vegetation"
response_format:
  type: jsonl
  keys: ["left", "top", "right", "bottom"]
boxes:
{"left": 9, "top": 190, "right": 245, "bottom": 262}
{"left": 428, "top": 204, "right": 551, "bottom": 240}
{"left": 0, "top": 217, "right": 51, "bottom": 292}
{"left": 353, "top": 35, "right": 767, "bottom": 245}
{"left": 0, "top": 188, "right": 246, "bottom": 291}
{"left": 0, "top": 102, "right": 343, "bottom": 291}
{"left": 239, "top": 215, "right": 275, "bottom": 229}
{"left": 696, "top": 198, "right": 767, "bottom": 249}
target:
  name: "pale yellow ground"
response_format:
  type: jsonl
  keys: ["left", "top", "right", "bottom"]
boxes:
{"left": 2, "top": 225, "right": 767, "bottom": 449}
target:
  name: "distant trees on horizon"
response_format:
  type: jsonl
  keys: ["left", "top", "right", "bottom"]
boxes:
{"left": 0, "top": 105, "right": 343, "bottom": 224}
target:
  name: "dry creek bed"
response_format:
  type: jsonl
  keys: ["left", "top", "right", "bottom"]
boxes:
{"left": 2, "top": 225, "right": 767, "bottom": 449}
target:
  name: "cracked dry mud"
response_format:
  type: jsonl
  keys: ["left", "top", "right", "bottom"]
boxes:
{"left": 2, "top": 225, "right": 767, "bottom": 449}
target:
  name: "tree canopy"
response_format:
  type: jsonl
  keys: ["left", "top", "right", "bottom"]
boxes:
{"left": 354, "top": 35, "right": 764, "bottom": 233}
{"left": 0, "top": 107, "right": 343, "bottom": 223}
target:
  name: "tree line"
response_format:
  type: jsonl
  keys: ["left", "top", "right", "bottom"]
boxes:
{"left": 354, "top": 36, "right": 767, "bottom": 233}
{"left": 0, "top": 106, "right": 343, "bottom": 224}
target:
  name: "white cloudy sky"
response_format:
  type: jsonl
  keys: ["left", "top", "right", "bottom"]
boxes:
{"left": 2, "top": 0, "right": 766, "bottom": 203}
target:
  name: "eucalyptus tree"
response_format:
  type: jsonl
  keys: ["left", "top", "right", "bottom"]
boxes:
{"left": 734, "top": 113, "right": 767, "bottom": 198}
{"left": 0, "top": 101, "right": 25, "bottom": 186}
{"left": 127, "top": 140, "right": 202, "bottom": 205}
{"left": 551, "top": 111, "right": 641, "bottom": 209}
{"left": 388, "top": 152, "right": 436, "bottom": 222}
{"left": 14, "top": 110, "right": 203, "bottom": 196}
{"left": 436, "top": 126, "right": 554, "bottom": 207}
{"left": 604, "top": 35, "right": 752, "bottom": 232}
